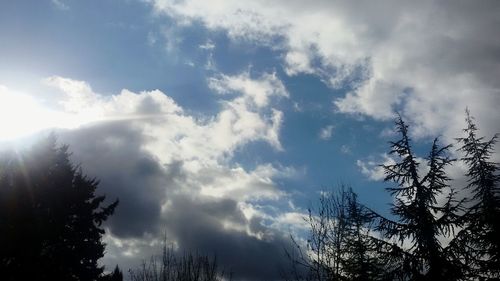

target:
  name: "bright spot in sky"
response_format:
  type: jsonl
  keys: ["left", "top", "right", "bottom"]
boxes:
{"left": 0, "top": 86, "right": 85, "bottom": 140}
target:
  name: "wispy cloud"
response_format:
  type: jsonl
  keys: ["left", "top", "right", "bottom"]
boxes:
{"left": 340, "top": 144, "right": 351, "bottom": 154}
{"left": 51, "top": 0, "right": 69, "bottom": 10}
{"left": 199, "top": 40, "right": 215, "bottom": 50}
{"left": 357, "top": 154, "right": 395, "bottom": 181}
{"left": 319, "top": 125, "right": 334, "bottom": 140}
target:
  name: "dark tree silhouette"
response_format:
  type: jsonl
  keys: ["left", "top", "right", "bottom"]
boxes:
{"left": 286, "top": 186, "right": 387, "bottom": 281}
{"left": 372, "top": 115, "right": 463, "bottom": 280}
{"left": 453, "top": 110, "right": 500, "bottom": 279}
{"left": 341, "top": 191, "right": 389, "bottom": 281}
{"left": 285, "top": 113, "right": 498, "bottom": 280}
{"left": 0, "top": 134, "right": 118, "bottom": 281}
{"left": 129, "top": 239, "right": 231, "bottom": 281}
{"left": 102, "top": 266, "right": 124, "bottom": 281}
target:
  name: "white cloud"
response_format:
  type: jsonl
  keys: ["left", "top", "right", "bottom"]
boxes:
{"left": 43, "top": 76, "right": 100, "bottom": 112}
{"left": 148, "top": 0, "right": 500, "bottom": 143}
{"left": 40, "top": 74, "right": 294, "bottom": 217}
{"left": 356, "top": 154, "right": 395, "bottom": 181}
{"left": 340, "top": 144, "right": 351, "bottom": 154}
{"left": 195, "top": 164, "right": 287, "bottom": 201}
{"left": 272, "top": 211, "right": 309, "bottom": 231}
{"left": 208, "top": 71, "right": 288, "bottom": 108}
{"left": 199, "top": 40, "right": 215, "bottom": 50}
{"left": 44, "top": 73, "right": 287, "bottom": 177}
{"left": 318, "top": 125, "right": 334, "bottom": 140}
{"left": 43, "top": 76, "right": 183, "bottom": 125}
{"left": 26, "top": 74, "right": 302, "bottom": 275}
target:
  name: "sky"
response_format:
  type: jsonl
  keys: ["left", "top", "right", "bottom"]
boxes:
{"left": 0, "top": 0, "right": 499, "bottom": 279}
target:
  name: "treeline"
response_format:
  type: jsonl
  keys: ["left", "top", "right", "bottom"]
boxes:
{"left": 0, "top": 111, "right": 498, "bottom": 281}
{"left": 286, "top": 111, "right": 500, "bottom": 281}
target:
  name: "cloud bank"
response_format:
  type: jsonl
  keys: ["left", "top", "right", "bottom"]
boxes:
{"left": 20, "top": 74, "right": 300, "bottom": 279}
{"left": 148, "top": 0, "right": 500, "bottom": 143}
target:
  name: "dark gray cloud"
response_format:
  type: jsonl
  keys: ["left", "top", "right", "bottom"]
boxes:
{"left": 164, "top": 194, "right": 296, "bottom": 280}
{"left": 59, "top": 121, "right": 170, "bottom": 237}
{"left": 56, "top": 120, "right": 298, "bottom": 280}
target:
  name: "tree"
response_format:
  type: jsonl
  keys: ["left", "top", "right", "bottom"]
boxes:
{"left": 372, "top": 115, "right": 463, "bottom": 280}
{"left": 0, "top": 135, "right": 118, "bottom": 281}
{"left": 286, "top": 186, "right": 387, "bottom": 281}
{"left": 102, "top": 266, "right": 124, "bottom": 281}
{"left": 454, "top": 110, "right": 500, "bottom": 278}
{"left": 341, "top": 191, "right": 389, "bottom": 281}
{"left": 128, "top": 239, "right": 231, "bottom": 281}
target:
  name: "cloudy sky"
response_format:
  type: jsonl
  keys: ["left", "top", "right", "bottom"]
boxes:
{"left": 1, "top": 0, "right": 499, "bottom": 279}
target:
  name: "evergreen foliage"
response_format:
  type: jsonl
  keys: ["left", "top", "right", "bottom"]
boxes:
{"left": 453, "top": 110, "right": 500, "bottom": 278}
{"left": 372, "top": 115, "right": 463, "bottom": 280}
{"left": 0, "top": 135, "right": 118, "bottom": 281}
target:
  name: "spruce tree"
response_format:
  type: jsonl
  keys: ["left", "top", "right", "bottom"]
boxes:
{"left": 455, "top": 110, "right": 500, "bottom": 278}
{"left": 374, "top": 116, "right": 462, "bottom": 280}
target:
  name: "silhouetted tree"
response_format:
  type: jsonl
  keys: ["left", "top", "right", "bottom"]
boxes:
{"left": 453, "top": 110, "right": 500, "bottom": 279}
{"left": 372, "top": 115, "right": 463, "bottom": 280}
{"left": 0, "top": 134, "right": 118, "bottom": 281}
{"left": 129, "top": 239, "right": 231, "bottom": 281}
{"left": 101, "top": 266, "right": 124, "bottom": 281}
{"left": 341, "top": 191, "right": 389, "bottom": 281}
{"left": 286, "top": 186, "right": 387, "bottom": 281}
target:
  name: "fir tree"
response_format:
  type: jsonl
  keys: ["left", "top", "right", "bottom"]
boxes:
{"left": 374, "top": 115, "right": 462, "bottom": 280}
{"left": 455, "top": 110, "right": 500, "bottom": 278}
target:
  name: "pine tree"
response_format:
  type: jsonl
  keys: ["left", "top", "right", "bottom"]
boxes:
{"left": 374, "top": 115, "right": 462, "bottom": 280}
{"left": 0, "top": 135, "right": 118, "bottom": 281}
{"left": 455, "top": 110, "right": 500, "bottom": 278}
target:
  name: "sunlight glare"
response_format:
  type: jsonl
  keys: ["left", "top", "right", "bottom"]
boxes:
{"left": 0, "top": 87, "right": 87, "bottom": 140}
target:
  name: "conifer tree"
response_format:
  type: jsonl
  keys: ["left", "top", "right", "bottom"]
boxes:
{"left": 374, "top": 115, "right": 462, "bottom": 280}
{"left": 0, "top": 135, "right": 118, "bottom": 281}
{"left": 108, "top": 266, "right": 124, "bottom": 281}
{"left": 455, "top": 110, "right": 500, "bottom": 278}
